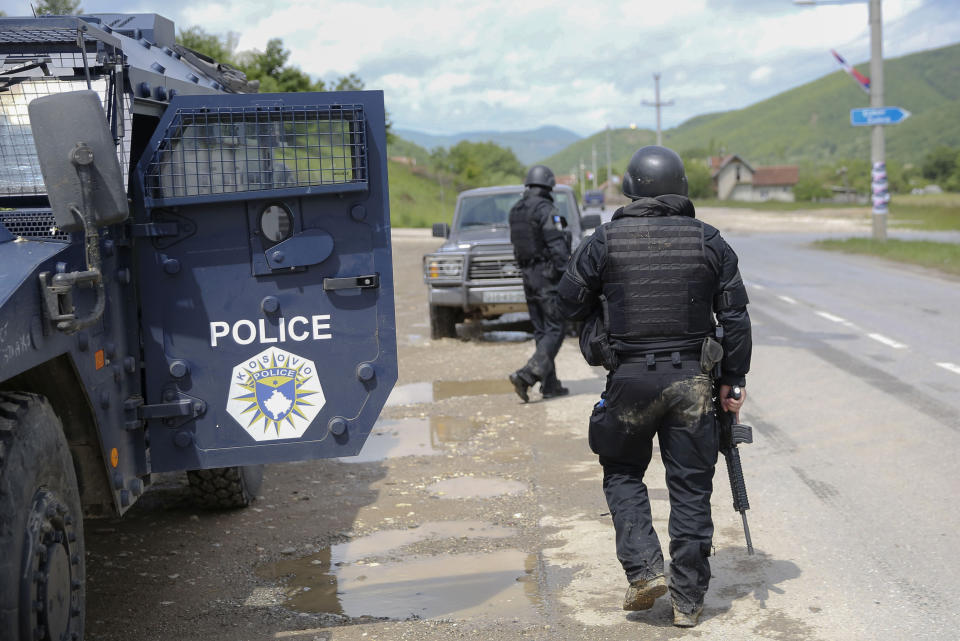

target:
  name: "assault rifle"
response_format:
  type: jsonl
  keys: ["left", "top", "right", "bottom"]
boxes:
{"left": 718, "top": 386, "right": 755, "bottom": 554}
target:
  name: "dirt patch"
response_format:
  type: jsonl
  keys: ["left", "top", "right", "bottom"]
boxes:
{"left": 697, "top": 206, "right": 870, "bottom": 234}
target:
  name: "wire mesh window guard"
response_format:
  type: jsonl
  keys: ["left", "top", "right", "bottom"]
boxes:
{"left": 0, "top": 55, "right": 131, "bottom": 197}
{"left": 0, "top": 209, "right": 69, "bottom": 241}
{"left": 145, "top": 105, "right": 367, "bottom": 200}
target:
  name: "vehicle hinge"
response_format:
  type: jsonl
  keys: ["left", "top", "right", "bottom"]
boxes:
{"left": 130, "top": 222, "right": 179, "bottom": 238}
{"left": 123, "top": 395, "right": 144, "bottom": 431}
{"left": 138, "top": 398, "right": 206, "bottom": 421}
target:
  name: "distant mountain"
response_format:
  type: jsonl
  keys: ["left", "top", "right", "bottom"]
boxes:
{"left": 544, "top": 42, "right": 960, "bottom": 172}
{"left": 394, "top": 125, "right": 581, "bottom": 165}
{"left": 540, "top": 127, "right": 658, "bottom": 179}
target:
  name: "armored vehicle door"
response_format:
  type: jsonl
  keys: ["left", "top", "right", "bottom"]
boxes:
{"left": 131, "top": 91, "right": 396, "bottom": 471}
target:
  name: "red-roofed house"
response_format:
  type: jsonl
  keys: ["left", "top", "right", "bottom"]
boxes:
{"left": 710, "top": 155, "right": 799, "bottom": 202}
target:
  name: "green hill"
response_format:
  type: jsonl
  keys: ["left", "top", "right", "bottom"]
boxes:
{"left": 395, "top": 125, "right": 581, "bottom": 165}
{"left": 387, "top": 136, "right": 432, "bottom": 166}
{"left": 541, "top": 127, "right": 658, "bottom": 178}
{"left": 387, "top": 159, "right": 455, "bottom": 228}
{"left": 542, "top": 42, "right": 960, "bottom": 172}
{"left": 386, "top": 136, "right": 451, "bottom": 228}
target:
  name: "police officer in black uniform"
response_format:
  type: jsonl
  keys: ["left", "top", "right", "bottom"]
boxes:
{"left": 508, "top": 165, "right": 571, "bottom": 402}
{"left": 558, "top": 146, "right": 752, "bottom": 627}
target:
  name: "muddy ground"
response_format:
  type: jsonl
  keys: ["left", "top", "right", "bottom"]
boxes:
{"left": 85, "top": 210, "right": 872, "bottom": 641}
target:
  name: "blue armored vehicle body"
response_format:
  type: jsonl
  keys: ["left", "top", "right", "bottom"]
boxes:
{"left": 0, "top": 14, "right": 396, "bottom": 640}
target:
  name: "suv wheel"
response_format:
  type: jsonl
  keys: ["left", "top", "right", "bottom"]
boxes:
{"left": 429, "top": 305, "right": 459, "bottom": 339}
{"left": 187, "top": 465, "right": 263, "bottom": 509}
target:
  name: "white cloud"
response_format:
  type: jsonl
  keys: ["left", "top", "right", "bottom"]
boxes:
{"left": 750, "top": 65, "right": 773, "bottom": 84}
{"left": 63, "top": 0, "right": 960, "bottom": 136}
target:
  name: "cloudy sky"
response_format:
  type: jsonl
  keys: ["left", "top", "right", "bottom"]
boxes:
{"left": 4, "top": 0, "right": 959, "bottom": 137}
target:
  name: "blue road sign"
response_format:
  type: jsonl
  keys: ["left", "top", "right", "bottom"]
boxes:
{"left": 850, "top": 107, "right": 911, "bottom": 126}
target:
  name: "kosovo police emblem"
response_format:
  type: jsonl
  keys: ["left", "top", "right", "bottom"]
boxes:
{"left": 226, "top": 346, "right": 325, "bottom": 441}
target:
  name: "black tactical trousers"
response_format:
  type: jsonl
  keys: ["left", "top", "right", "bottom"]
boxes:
{"left": 518, "top": 268, "right": 565, "bottom": 391}
{"left": 590, "top": 359, "right": 718, "bottom": 612}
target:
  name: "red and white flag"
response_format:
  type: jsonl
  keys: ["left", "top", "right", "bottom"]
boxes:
{"left": 831, "top": 49, "right": 871, "bottom": 94}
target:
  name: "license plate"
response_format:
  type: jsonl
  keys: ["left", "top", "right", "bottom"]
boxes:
{"left": 482, "top": 290, "right": 526, "bottom": 304}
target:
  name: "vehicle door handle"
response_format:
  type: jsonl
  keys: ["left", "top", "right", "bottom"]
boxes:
{"left": 323, "top": 274, "right": 380, "bottom": 291}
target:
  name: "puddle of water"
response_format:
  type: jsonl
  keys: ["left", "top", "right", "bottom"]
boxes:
{"left": 433, "top": 379, "right": 513, "bottom": 401}
{"left": 341, "top": 415, "right": 482, "bottom": 463}
{"left": 427, "top": 476, "right": 528, "bottom": 499}
{"left": 345, "top": 417, "right": 437, "bottom": 462}
{"left": 384, "top": 382, "right": 433, "bottom": 406}
{"left": 257, "top": 522, "right": 537, "bottom": 621}
{"left": 386, "top": 379, "right": 514, "bottom": 406}
{"left": 432, "top": 415, "right": 480, "bottom": 442}
{"left": 481, "top": 331, "right": 532, "bottom": 342}
{"left": 335, "top": 520, "right": 516, "bottom": 559}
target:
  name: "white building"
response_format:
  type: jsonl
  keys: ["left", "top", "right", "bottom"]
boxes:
{"left": 709, "top": 155, "right": 799, "bottom": 202}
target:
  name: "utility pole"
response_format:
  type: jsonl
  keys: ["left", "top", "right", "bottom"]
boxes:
{"left": 579, "top": 159, "right": 586, "bottom": 200}
{"left": 869, "top": 0, "right": 887, "bottom": 241}
{"left": 643, "top": 73, "right": 673, "bottom": 146}
{"left": 606, "top": 125, "right": 613, "bottom": 194}
{"left": 591, "top": 144, "right": 598, "bottom": 190}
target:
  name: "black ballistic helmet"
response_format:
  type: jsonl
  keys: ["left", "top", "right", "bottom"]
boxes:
{"left": 525, "top": 164, "right": 556, "bottom": 190}
{"left": 621, "top": 146, "right": 688, "bottom": 199}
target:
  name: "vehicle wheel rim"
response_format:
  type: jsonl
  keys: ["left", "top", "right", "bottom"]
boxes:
{"left": 22, "top": 489, "right": 81, "bottom": 641}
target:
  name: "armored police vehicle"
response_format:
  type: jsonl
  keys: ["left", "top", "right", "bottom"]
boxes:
{"left": 0, "top": 14, "right": 395, "bottom": 641}
{"left": 424, "top": 184, "right": 599, "bottom": 338}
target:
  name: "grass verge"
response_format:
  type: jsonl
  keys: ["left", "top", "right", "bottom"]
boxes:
{"left": 814, "top": 238, "right": 960, "bottom": 276}
{"left": 886, "top": 193, "right": 960, "bottom": 231}
{"left": 388, "top": 161, "right": 455, "bottom": 228}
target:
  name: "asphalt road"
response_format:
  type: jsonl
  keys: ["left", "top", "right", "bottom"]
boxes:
{"left": 84, "top": 210, "right": 960, "bottom": 641}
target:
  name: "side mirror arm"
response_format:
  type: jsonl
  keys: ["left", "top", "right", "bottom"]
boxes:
{"left": 38, "top": 147, "right": 106, "bottom": 334}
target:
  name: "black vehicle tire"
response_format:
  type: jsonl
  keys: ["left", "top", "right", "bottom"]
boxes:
{"left": 0, "top": 392, "right": 84, "bottom": 641}
{"left": 187, "top": 465, "right": 263, "bottom": 509}
{"left": 429, "top": 304, "right": 459, "bottom": 339}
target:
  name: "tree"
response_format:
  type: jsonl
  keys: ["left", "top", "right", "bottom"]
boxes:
{"left": 33, "top": 0, "right": 81, "bottom": 14}
{"left": 230, "top": 38, "right": 326, "bottom": 93}
{"left": 333, "top": 73, "right": 365, "bottom": 92}
{"left": 178, "top": 26, "right": 238, "bottom": 65}
{"left": 681, "top": 157, "right": 712, "bottom": 199}
{"left": 921, "top": 146, "right": 958, "bottom": 183}
{"left": 173, "top": 27, "right": 390, "bottom": 135}
{"left": 793, "top": 174, "right": 831, "bottom": 202}
{"left": 446, "top": 141, "right": 524, "bottom": 188}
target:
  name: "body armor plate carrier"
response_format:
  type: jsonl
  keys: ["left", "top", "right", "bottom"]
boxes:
{"left": 603, "top": 217, "right": 714, "bottom": 340}
{"left": 509, "top": 193, "right": 549, "bottom": 264}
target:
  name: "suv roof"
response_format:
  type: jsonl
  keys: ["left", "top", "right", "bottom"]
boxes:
{"left": 458, "top": 184, "right": 574, "bottom": 197}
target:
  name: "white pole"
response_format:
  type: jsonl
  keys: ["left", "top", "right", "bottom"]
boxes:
{"left": 869, "top": 0, "right": 887, "bottom": 241}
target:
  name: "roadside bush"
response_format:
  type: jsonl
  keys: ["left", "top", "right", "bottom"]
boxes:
{"left": 921, "top": 146, "right": 958, "bottom": 183}
{"left": 794, "top": 175, "right": 831, "bottom": 201}
{"left": 684, "top": 159, "right": 712, "bottom": 199}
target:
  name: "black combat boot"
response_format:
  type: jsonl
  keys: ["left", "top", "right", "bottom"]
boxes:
{"left": 509, "top": 370, "right": 533, "bottom": 402}
{"left": 623, "top": 574, "right": 667, "bottom": 611}
{"left": 541, "top": 384, "right": 569, "bottom": 399}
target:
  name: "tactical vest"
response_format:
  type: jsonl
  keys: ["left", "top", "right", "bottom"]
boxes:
{"left": 509, "top": 194, "right": 548, "bottom": 264}
{"left": 602, "top": 216, "right": 714, "bottom": 340}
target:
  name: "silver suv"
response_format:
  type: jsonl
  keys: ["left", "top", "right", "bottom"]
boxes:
{"left": 423, "top": 184, "right": 600, "bottom": 338}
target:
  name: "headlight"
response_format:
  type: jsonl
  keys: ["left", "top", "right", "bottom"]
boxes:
{"left": 423, "top": 254, "right": 464, "bottom": 280}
